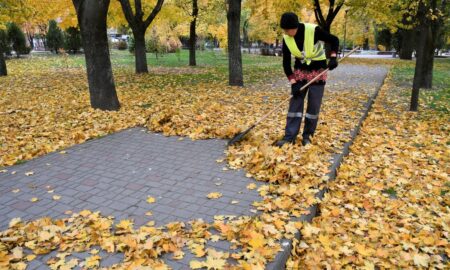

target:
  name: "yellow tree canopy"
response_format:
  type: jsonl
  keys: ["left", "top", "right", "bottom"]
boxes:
{"left": 108, "top": 0, "right": 188, "bottom": 41}
{"left": 0, "top": 0, "right": 27, "bottom": 27}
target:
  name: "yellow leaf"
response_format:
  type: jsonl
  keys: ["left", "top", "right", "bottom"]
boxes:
{"left": 12, "top": 247, "right": 23, "bottom": 260}
{"left": 25, "top": 171, "right": 34, "bottom": 176}
{"left": 248, "top": 232, "right": 265, "bottom": 248}
{"left": 26, "top": 254, "right": 36, "bottom": 261}
{"left": 246, "top": 183, "right": 257, "bottom": 190}
{"left": 172, "top": 250, "right": 184, "bottom": 260}
{"left": 189, "top": 260, "right": 204, "bottom": 269}
{"left": 30, "top": 197, "right": 39, "bottom": 202}
{"left": 302, "top": 224, "right": 320, "bottom": 237}
{"left": 207, "top": 192, "right": 222, "bottom": 199}
{"left": 85, "top": 255, "right": 101, "bottom": 269}
{"left": 116, "top": 219, "right": 134, "bottom": 231}
{"left": 9, "top": 217, "right": 21, "bottom": 228}
{"left": 39, "top": 231, "right": 53, "bottom": 241}
{"left": 52, "top": 195, "right": 61, "bottom": 200}
{"left": 413, "top": 253, "right": 430, "bottom": 267}
{"left": 79, "top": 209, "right": 92, "bottom": 217}
{"left": 355, "top": 243, "right": 373, "bottom": 256}
{"left": 12, "top": 189, "right": 20, "bottom": 193}
{"left": 147, "top": 196, "right": 156, "bottom": 203}
{"left": 210, "top": 235, "right": 221, "bottom": 242}
{"left": 204, "top": 256, "right": 226, "bottom": 269}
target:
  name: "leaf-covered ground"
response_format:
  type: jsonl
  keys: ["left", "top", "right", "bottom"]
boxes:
{"left": 288, "top": 60, "right": 450, "bottom": 269}
{"left": 0, "top": 52, "right": 405, "bottom": 269}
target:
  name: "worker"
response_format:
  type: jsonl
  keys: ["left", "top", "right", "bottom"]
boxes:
{"left": 275, "top": 12, "right": 339, "bottom": 147}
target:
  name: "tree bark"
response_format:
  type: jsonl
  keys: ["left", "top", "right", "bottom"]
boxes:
{"left": 133, "top": 29, "right": 148, "bottom": 73}
{"left": 313, "top": 0, "right": 343, "bottom": 57}
{"left": 118, "top": 0, "right": 164, "bottom": 74}
{"left": 420, "top": 25, "right": 434, "bottom": 89}
{"left": 0, "top": 51, "right": 7, "bottom": 76}
{"left": 410, "top": 6, "right": 433, "bottom": 110}
{"left": 399, "top": 29, "right": 415, "bottom": 60}
{"left": 189, "top": 0, "right": 198, "bottom": 66}
{"left": 227, "top": 0, "right": 243, "bottom": 86}
{"left": 72, "top": 0, "right": 120, "bottom": 111}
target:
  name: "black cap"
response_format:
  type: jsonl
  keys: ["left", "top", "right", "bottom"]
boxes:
{"left": 280, "top": 12, "right": 299, "bottom": 29}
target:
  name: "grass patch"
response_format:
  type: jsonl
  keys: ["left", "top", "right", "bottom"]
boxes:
{"left": 391, "top": 58, "right": 450, "bottom": 113}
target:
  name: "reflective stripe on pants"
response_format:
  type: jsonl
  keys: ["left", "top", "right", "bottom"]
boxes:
{"left": 284, "top": 84, "right": 325, "bottom": 141}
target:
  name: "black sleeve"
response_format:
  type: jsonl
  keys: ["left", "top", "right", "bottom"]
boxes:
{"left": 314, "top": 26, "right": 339, "bottom": 55}
{"left": 282, "top": 39, "right": 294, "bottom": 79}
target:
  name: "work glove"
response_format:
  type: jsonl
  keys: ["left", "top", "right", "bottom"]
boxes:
{"left": 291, "top": 81, "right": 303, "bottom": 97}
{"left": 328, "top": 57, "right": 338, "bottom": 70}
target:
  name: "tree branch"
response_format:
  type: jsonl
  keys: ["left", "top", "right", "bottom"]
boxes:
{"left": 118, "top": 0, "right": 137, "bottom": 28}
{"left": 313, "top": 0, "right": 326, "bottom": 27}
{"left": 143, "top": 0, "right": 165, "bottom": 29}
{"left": 327, "top": 1, "right": 344, "bottom": 26}
{"left": 135, "top": 0, "right": 143, "bottom": 21}
{"left": 72, "top": 0, "right": 84, "bottom": 13}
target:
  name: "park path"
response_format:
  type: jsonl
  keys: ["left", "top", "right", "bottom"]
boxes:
{"left": 0, "top": 64, "right": 388, "bottom": 269}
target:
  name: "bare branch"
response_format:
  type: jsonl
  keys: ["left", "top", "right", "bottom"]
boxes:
{"left": 143, "top": 0, "right": 165, "bottom": 29}
{"left": 313, "top": 0, "right": 326, "bottom": 26}
{"left": 118, "top": 0, "right": 137, "bottom": 28}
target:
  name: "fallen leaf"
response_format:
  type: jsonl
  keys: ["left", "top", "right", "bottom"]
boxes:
{"left": 146, "top": 196, "right": 156, "bottom": 203}
{"left": 246, "top": 183, "right": 257, "bottom": 190}
{"left": 207, "top": 192, "right": 222, "bottom": 199}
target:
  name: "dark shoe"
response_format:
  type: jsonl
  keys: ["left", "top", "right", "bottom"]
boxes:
{"left": 275, "top": 139, "right": 295, "bottom": 147}
{"left": 301, "top": 138, "right": 311, "bottom": 146}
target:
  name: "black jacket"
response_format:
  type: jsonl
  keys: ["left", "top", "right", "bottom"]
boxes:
{"left": 283, "top": 23, "right": 339, "bottom": 80}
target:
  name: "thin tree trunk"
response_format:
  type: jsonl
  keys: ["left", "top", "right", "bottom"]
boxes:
{"left": 73, "top": 0, "right": 120, "bottom": 111}
{"left": 421, "top": 33, "right": 434, "bottom": 89}
{"left": 189, "top": 0, "right": 198, "bottom": 66}
{"left": 133, "top": 30, "right": 149, "bottom": 73}
{"left": 118, "top": 0, "right": 164, "bottom": 74}
{"left": 0, "top": 51, "right": 7, "bottom": 76}
{"left": 410, "top": 24, "right": 429, "bottom": 111}
{"left": 399, "top": 29, "right": 414, "bottom": 60}
{"left": 227, "top": 0, "right": 243, "bottom": 86}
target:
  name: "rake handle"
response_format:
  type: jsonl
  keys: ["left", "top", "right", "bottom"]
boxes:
{"left": 252, "top": 47, "right": 360, "bottom": 128}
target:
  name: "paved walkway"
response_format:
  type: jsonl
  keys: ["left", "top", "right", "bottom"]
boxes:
{"left": 0, "top": 130, "right": 262, "bottom": 269}
{"left": 0, "top": 64, "right": 389, "bottom": 269}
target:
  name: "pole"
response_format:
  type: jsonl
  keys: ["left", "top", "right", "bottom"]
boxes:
{"left": 343, "top": 9, "right": 348, "bottom": 57}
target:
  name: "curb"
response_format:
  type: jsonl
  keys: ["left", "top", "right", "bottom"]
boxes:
{"left": 267, "top": 74, "right": 388, "bottom": 270}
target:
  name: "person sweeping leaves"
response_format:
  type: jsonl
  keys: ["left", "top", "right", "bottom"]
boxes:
{"left": 275, "top": 12, "right": 339, "bottom": 147}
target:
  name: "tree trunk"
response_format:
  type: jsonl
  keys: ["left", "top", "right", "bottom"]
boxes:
{"left": 227, "top": 0, "right": 243, "bottom": 86}
{"left": 399, "top": 29, "right": 415, "bottom": 60}
{"left": 0, "top": 51, "right": 7, "bottom": 76}
{"left": 421, "top": 31, "right": 434, "bottom": 89}
{"left": 118, "top": 0, "right": 164, "bottom": 74}
{"left": 73, "top": 0, "right": 120, "bottom": 111}
{"left": 410, "top": 23, "right": 430, "bottom": 111}
{"left": 133, "top": 29, "right": 149, "bottom": 73}
{"left": 189, "top": 0, "right": 198, "bottom": 66}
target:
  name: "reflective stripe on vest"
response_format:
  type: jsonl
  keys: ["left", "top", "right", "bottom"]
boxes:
{"left": 283, "top": 23, "right": 327, "bottom": 65}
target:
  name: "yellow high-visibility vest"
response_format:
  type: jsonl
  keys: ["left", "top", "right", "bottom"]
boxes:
{"left": 283, "top": 23, "right": 326, "bottom": 65}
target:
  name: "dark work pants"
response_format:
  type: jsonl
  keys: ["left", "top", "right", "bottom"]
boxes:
{"left": 284, "top": 84, "right": 325, "bottom": 141}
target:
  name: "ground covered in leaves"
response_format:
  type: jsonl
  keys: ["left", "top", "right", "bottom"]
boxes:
{"left": 288, "top": 60, "right": 450, "bottom": 269}
{"left": 0, "top": 52, "right": 419, "bottom": 269}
